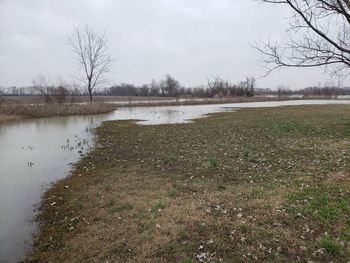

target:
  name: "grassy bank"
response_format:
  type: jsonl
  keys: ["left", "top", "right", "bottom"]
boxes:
{"left": 0, "top": 114, "right": 24, "bottom": 123}
{"left": 27, "top": 105, "right": 350, "bottom": 262}
{"left": 0, "top": 103, "right": 116, "bottom": 120}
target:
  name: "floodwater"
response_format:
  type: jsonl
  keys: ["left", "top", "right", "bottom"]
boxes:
{"left": 1, "top": 99, "right": 350, "bottom": 262}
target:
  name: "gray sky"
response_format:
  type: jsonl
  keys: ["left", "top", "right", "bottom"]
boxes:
{"left": 0, "top": 0, "right": 342, "bottom": 90}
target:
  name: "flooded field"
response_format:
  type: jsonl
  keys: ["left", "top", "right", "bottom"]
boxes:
{"left": 1, "top": 100, "right": 350, "bottom": 262}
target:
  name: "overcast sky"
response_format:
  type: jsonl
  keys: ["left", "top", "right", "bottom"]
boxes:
{"left": 0, "top": 0, "right": 342, "bottom": 90}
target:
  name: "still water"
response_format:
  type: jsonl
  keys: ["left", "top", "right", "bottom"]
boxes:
{"left": 1, "top": 100, "right": 350, "bottom": 262}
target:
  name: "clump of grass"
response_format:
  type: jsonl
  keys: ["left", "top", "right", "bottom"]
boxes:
{"left": 168, "top": 189, "right": 177, "bottom": 198}
{"left": 208, "top": 157, "right": 218, "bottom": 168}
{"left": 170, "top": 175, "right": 177, "bottom": 183}
{"left": 317, "top": 237, "right": 344, "bottom": 256}
{"left": 239, "top": 224, "right": 249, "bottom": 233}
{"left": 151, "top": 200, "right": 167, "bottom": 219}
{"left": 106, "top": 200, "right": 133, "bottom": 214}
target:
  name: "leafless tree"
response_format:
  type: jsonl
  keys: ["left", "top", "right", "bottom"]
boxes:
{"left": 32, "top": 75, "right": 70, "bottom": 104}
{"left": 159, "top": 75, "right": 181, "bottom": 96}
{"left": 255, "top": 0, "right": 350, "bottom": 78}
{"left": 32, "top": 75, "right": 54, "bottom": 104}
{"left": 69, "top": 26, "right": 112, "bottom": 102}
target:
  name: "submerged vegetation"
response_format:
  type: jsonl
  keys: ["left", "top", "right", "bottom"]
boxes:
{"left": 27, "top": 105, "right": 350, "bottom": 262}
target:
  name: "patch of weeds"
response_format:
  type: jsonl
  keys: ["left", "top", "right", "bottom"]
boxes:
{"left": 247, "top": 187, "right": 265, "bottom": 199}
{"left": 133, "top": 210, "right": 153, "bottom": 232}
{"left": 208, "top": 158, "right": 218, "bottom": 169}
{"left": 168, "top": 189, "right": 177, "bottom": 198}
{"left": 151, "top": 200, "right": 167, "bottom": 219}
{"left": 239, "top": 224, "right": 249, "bottom": 233}
{"left": 317, "top": 237, "right": 344, "bottom": 256}
{"left": 164, "top": 155, "right": 176, "bottom": 165}
{"left": 170, "top": 174, "right": 178, "bottom": 183}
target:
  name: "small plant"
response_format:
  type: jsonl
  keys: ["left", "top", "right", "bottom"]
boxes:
{"left": 151, "top": 200, "right": 167, "bottom": 219}
{"left": 170, "top": 174, "right": 178, "bottom": 183}
{"left": 209, "top": 158, "right": 218, "bottom": 168}
{"left": 239, "top": 224, "right": 249, "bottom": 233}
{"left": 168, "top": 189, "right": 177, "bottom": 198}
{"left": 317, "top": 237, "right": 343, "bottom": 255}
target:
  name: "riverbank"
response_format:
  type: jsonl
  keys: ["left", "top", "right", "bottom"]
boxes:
{"left": 0, "top": 114, "right": 25, "bottom": 123}
{"left": 0, "top": 103, "right": 116, "bottom": 121}
{"left": 27, "top": 105, "right": 350, "bottom": 262}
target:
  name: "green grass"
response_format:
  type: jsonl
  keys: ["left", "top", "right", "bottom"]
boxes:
{"left": 168, "top": 189, "right": 177, "bottom": 198}
{"left": 208, "top": 157, "right": 218, "bottom": 169}
{"left": 317, "top": 237, "right": 344, "bottom": 256}
{"left": 151, "top": 200, "right": 167, "bottom": 219}
{"left": 239, "top": 224, "right": 249, "bottom": 233}
{"left": 286, "top": 184, "right": 350, "bottom": 225}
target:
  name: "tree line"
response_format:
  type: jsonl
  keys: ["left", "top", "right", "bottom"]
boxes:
{"left": 1, "top": 74, "right": 349, "bottom": 103}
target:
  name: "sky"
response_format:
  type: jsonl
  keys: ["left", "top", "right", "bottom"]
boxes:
{"left": 0, "top": 0, "right": 343, "bottom": 90}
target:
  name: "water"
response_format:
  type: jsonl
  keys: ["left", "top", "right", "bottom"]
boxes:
{"left": 1, "top": 99, "right": 350, "bottom": 262}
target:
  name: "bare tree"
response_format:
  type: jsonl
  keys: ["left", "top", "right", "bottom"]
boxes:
{"left": 32, "top": 75, "right": 54, "bottom": 104}
{"left": 255, "top": 0, "right": 350, "bottom": 78}
{"left": 69, "top": 26, "right": 112, "bottom": 102}
{"left": 159, "top": 74, "right": 181, "bottom": 96}
{"left": 32, "top": 75, "right": 69, "bottom": 104}
{"left": 241, "top": 76, "right": 256, "bottom": 97}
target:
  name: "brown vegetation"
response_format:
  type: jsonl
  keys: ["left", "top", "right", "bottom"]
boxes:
{"left": 0, "top": 103, "right": 116, "bottom": 119}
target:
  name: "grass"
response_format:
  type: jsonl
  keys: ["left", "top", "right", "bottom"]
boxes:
{"left": 239, "top": 224, "right": 250, "bottom": 233}
{"left": 26, "top": 105, "right": 350, "bottom": 262}
{"left": 0, "top": 114, "right": 24, "bottom": 123}
{"left": 0, "top": 102, "right": 116, "bottom": 119}
{"left": 106, "top": 200, "right": 133, "bottom": 214}
{"left": 180, "top": 258, "right": 194, "bottom": 263}
{"left": 286, "top": 184, "right": 350, "bottom": 224}
{"left": 317, "top": 237, "right": 344, "bottom": 256}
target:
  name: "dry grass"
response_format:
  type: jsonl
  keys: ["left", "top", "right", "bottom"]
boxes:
{"left": 26, "top": 105, "right": 350, "bottom": 262}
{"left": 0, "top": 103, "right": 116, "bottom": 119}
{"left": 0, "top": 114, "right": 24, "bottom": 123}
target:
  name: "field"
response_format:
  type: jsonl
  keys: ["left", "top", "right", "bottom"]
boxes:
{"left": 27, "top": 105, "right": 350, "bottom": 262}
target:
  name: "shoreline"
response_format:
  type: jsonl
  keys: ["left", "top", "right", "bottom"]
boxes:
{"left": 0, "top": 114, "right": 26, "bottom": 124}
{"left": 0, "top": 103, "right": 116, "bottom": 124}
{"left": 0, "top": 97, "right": 343, "bottom": 124}
{"left": 26, "top": 104, "right": 350, "bottom": 262}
